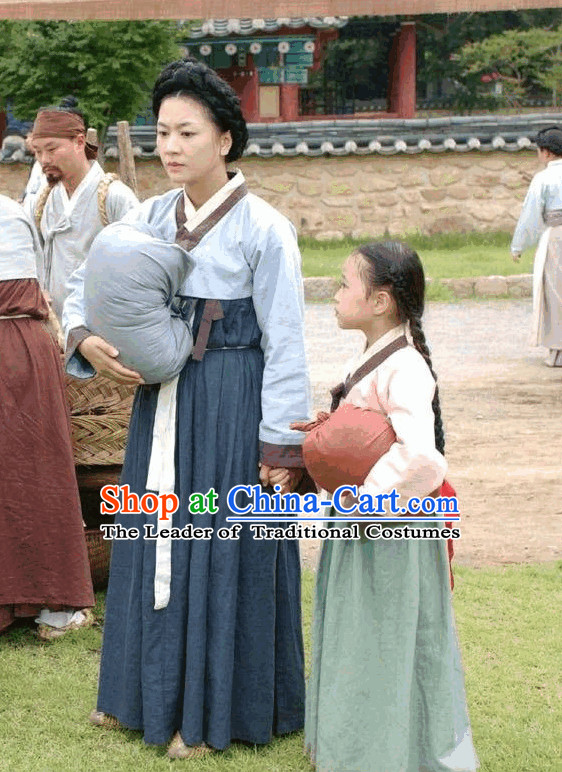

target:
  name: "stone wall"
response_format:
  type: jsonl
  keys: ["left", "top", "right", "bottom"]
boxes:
{"left": 1, "top": 150, "right": 540, "bottom": 238}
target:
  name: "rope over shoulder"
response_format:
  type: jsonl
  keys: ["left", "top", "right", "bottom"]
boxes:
{"left": 97, "top": 173, "right": 119, "bottom": 226}
{"left": 34, "top": 182, "right": 55, "bottom": 231}
{"left": 34, "top": 172, "right": 120, "bottom": 230}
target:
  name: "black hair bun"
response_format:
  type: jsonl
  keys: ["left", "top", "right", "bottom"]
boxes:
{"left": 152, "top": 58, "right": 248, "bottom": 163}
{"left": 58, "top": 95, "right": 79, "bottom": 110}
{"left": 39, "top": 94, "right": 83, "bottom": 119}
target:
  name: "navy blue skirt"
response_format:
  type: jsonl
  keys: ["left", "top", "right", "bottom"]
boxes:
{"left": 97, "top": 297, "right": 305, "bottom": 748}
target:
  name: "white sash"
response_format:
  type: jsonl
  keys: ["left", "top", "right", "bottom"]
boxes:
{"left": 146, "top": 376, "right": 179, "bottom": 610}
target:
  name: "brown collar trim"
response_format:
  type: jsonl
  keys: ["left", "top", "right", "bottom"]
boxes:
{"left": 175, "top": 182, "right": 248, "bottom": 250}
{"left": 330, "top": 334, "right": 408, "bottom": 412}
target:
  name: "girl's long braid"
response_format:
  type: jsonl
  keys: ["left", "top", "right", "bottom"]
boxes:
{"left": 409, "top": 319, "right": 445, "bottom": 455}
{"left": 357, "top": 242, "right": 445, "bottom": 455}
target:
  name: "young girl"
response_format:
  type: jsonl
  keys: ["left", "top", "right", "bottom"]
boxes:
{"left": 511, "top": 125, "right": 562, "bottom": 367}
{"left": 63, "top": 59, "right": 310, "bottom": 757}
{"left": 304, "top": 242, "right": 478, "bottom": 772}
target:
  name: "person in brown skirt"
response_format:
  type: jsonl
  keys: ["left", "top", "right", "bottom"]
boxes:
{"left": 0, "top": 194, "right": 94, "bottom": 639}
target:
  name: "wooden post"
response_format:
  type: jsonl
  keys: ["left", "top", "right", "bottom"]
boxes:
{"left": 86, "top": 127, "right": 103, "bottom": 167}
{"left": 117, "top": 120, "right": 138, "bottom": 196}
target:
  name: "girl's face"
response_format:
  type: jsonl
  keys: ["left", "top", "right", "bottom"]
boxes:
{"left": 156, "top": 95, "right": 232, "bottom": 188}
{"left": 334, "top": 254, "right": 377, "bottom": 331}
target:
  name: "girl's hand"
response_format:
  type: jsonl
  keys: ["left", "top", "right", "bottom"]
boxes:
{"left": 259, "top": 465, "right": 304, "bottom": 494}
{"left": 78, "top": 336, "right": 145, "bottom": 385}
{"left": 512, "top": 252, "right": 521, "bottom": 262}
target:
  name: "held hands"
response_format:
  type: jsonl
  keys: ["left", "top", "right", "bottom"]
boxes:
{"left": 78, "top": 336, "right": 145, "bottom": 385}
{"left": 259, "top": 464, "right": 303, "bottom": 495}
{"left": 290, "top": 414, "right": 329, "bottom": 433}
{"left": 512, "top": 252, "right": 521, "bottom": 263}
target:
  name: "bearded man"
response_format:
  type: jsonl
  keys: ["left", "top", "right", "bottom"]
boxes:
{"left": 24, "top": 99, "right": 138, "bottom": 321}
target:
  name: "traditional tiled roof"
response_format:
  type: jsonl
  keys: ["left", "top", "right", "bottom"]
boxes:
{"left": 2, "top": 113, "right": 561, "bottom": 164}
{"left": 185, "top": 17, "right": 349, "bottom": 38}
{"left": 103, "top": 113, "right": 562, "bottom": 158}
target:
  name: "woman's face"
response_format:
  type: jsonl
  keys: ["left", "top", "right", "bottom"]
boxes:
{"left": 156, "top": 95, "right": 232, "bottom": 188}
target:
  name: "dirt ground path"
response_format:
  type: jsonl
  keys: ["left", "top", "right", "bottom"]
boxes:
{"left": 301, "top": 298, "right": 562, "bottom": 570}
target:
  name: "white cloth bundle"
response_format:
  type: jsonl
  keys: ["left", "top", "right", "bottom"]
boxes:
{"left": 0, "top": 194, "right": 40, "bottom": 281}
{"left": 83, "top": 220, "right": 195, "bottom": 384}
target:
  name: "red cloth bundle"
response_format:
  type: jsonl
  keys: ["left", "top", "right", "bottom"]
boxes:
{"left": 292, "top": 408, "right": 456, "bottom": 590}
{"left": 298, "top": 404, "right": 396, "bottom": 495}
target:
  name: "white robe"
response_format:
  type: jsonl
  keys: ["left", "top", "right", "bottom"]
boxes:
{"left": 24, "top": 160, "right": 138, "bottom": 319}
{"left": 510, "top": 158, "right": 562, "bottom": 346}
{"left": 22, "top": 160, "right": 46, "bottom": 202}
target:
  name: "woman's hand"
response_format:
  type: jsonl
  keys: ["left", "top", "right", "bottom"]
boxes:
{"left": 78, "top": 336, "right": 145, "bottom": 385}
{"left": 259, "top": 465, "right": 304, "bottom": 495}
{"left": 511, "top": 252, "right": 521, "bottom": 263}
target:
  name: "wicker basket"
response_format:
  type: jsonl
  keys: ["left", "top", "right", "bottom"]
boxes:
{"left": 65, "top": 372, "right": 136, "bottom": 416}
{"left": 85, "top": 528, "right": 112, "bottom": 589}
{"left": 71, "top": 411, "right": 131, "bottom": 466}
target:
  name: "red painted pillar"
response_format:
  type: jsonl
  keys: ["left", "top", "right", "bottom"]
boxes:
{"left": 217, "top": 60, "right": 260, "bottom": 123}
{"left": 239, "top": 55, "right": 260, "bottom": 123}
{"left": 280, "top": 84, "right": 300, "bottom": 122}
{"left": 394, "top": 22, "right": 416, "bottom": 119}
{"left": 240, "top": 67, "right": 260, "bottom": 122}
{"left": 387, "top": 31, "right": 400, "bottom": 113}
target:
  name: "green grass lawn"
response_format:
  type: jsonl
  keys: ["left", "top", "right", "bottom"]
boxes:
{"left": 300, "top": 231, "right": 534, "bottom": 281}
{"left": 0, "top": 562, "right": 559, "bottom": 771}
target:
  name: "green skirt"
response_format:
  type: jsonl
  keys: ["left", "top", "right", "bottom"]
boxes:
{"left": 305, "top": 525, "right": 478, "bottom": 772}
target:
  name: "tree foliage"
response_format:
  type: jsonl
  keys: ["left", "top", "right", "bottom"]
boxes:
{"left": 313, "top": 35, "right": 388, "bottom": 104}
{"left": 0, "top": 20, "right": 180, "bottom": 138}
{"left": 459, "top": 26, "right": 562, "bottom": 107}
{"left": 307, "top": 10, "right": 562, "bottom": 112}
{"left": 417, "top": 9, "right": 561, "bottom": 84}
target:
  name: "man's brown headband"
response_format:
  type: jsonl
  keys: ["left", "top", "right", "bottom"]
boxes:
{"left": 32, "top": 109, "right": 98, "bottom": 159}
{"left": 32, "top": 110, "right": 86, "bottom": 139}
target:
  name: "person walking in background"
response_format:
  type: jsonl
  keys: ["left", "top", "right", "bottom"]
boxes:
{"left": 511, "top": 126, "right": 562, "bottom": 367}
{"left": 20, "top": 130, "right": 46, "bottom": 204}
{"left": 0, "top": 195, "right": 94, "bottom": 639}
